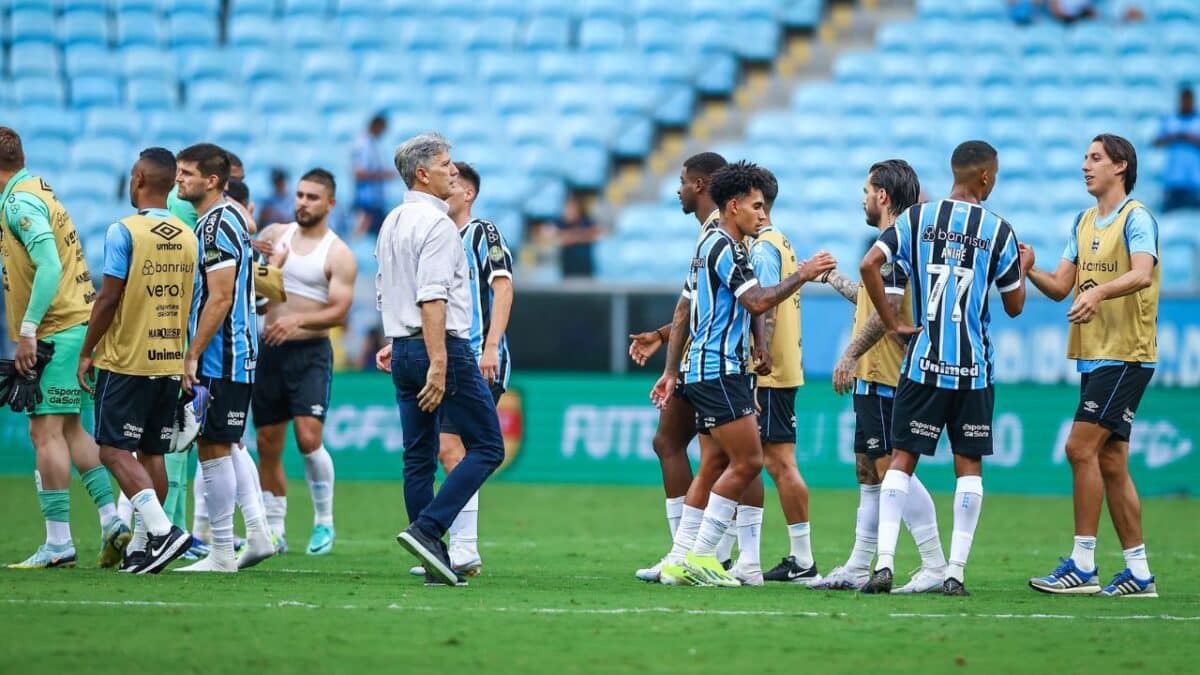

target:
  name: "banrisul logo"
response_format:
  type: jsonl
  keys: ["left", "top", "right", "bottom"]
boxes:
{"left": 151, "top": 222, "right": 182, "bottom": 240}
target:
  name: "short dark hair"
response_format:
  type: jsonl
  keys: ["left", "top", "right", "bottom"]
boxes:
{"left": 759, "top": 167, "right": 779, "bottom": 205}
{"left": 177, "top": 143, "right": 231, "bottom": 187}
{"left": 950, "top": 140, "right": 998, "bottom": 170}
{"left": 300, "top": 168, "right": 337, "bottom": 197}
{"left": 709, "top": 160, "right": 770, "bottom": 209}
{"left": 225, "top": 178, "right": 250, "bottom": 207}
{"left": 270, "top": 167, "right": 288, "bottom": 184}
{"left": 683, "top": 152, "right": 728, "bottom": 179}
{"left": 226, "top": 150, "right": 242, "bottom": 169}
{"left": 455, "top": 161, "right": 480, "bottom": 195}
{"left": 869, "top": 159, "right": 921, "bottom": 215}
{"left": 138, "top": 146, "right": 177, "bottom": 194}
{"left": 0, "top": 127, "right": 24, "bottom": 172}
{"left": 1093, "top": 133, "right": 1138, "bottom": 194}
{"left": 370, "top": 113, "right": 388, "bottom": 128}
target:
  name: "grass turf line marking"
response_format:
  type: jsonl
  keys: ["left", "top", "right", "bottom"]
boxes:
{"left": 5, "top": 599, "right": 1199, "bottom": 621}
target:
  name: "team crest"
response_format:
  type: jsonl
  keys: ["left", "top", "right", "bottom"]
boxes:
{"left": 1090, "top": 237, "right": 1100, "bottom": 254}
{"left": 880, "top": 263, "right": 893, "bottom": 276}
{"left": 18, "top": 215, "right": 30, "bottom": 231}
{"left": 488, "top": 244, "right": 505, "bottom": 263}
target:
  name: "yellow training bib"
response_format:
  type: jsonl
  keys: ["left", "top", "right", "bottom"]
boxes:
{"left": 753, "top": 228, "right": 804, "bottom": 388}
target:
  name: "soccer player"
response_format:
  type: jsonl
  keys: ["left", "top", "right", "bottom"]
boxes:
{"left": 172, "top": 143, "right": 270, "bottom": 572}
{"left": 1025, "top": 135, "right": 1160, "bottom": 598}
{"left": 76, "top": 147, "right": 197, "bottom": 573}
{"left": 252, "top": 169, "right": 356, "bottom": 556}
{"left": 654, "top": 161, "right": 835, "bottom": 587}
{"left": 811, "top": 160, "right": 949, "bottom": 593}
{"left": 727, "top": 169, "right": 821, "bottom": 586}
{"left": 406, "top": 162, "right": 512, "bottom": 577}
{"left": 860, "top": 141, "right": 1028, "bottom": 596}
{"left": 0, "top": 127, "right": 126, "bottom": 569}
{"left": 628, "top": 153, "right": 735, "bottom": 582}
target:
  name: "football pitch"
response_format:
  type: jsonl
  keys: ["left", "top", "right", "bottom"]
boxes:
{"left": 0, "top": 476, "right": 1195, "bottom": 674}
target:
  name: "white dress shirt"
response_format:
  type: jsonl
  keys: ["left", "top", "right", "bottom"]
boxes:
{"left": 375, "top": 191, "right": 472, "bottom": 339}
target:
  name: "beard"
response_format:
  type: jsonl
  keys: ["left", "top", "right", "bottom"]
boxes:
{"left": 295, "top": 211, "right": 323, "bottom": 228}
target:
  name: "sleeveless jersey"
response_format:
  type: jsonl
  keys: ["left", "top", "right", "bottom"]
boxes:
{"left": 753, "top": 227, "right": 804, "bottom": 388}
{"left": 278, "top": 223, "right": 338, "bottom": 303}
{"left": 854, "top": 258, "right": 913, "bottom": 391}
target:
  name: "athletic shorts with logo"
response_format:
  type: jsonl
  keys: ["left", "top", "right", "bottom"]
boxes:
{"left": 854, "top": 392, "right": 894, "bottom": 459}
{"left": 756, "top": 386, "right": 797, "bottom": 443}
{"left": 441, "top": 379, "right": 504, "bottom": 436}
{"left": 680, "top": 373, "right": 756, "bottom": 435}
{"left": 1075, "top": 364, "right": 1154, "bottom": 442}
{"left": 891, "top": 378, "right": 994, "bottom": 457}
{"left": 92, "top": 370, "right": 180, "bottom": 454}
{"left": 200, "top": 376, "right": 252, "bottom": 443}
{"left": 251, "top": 337, "right": 332, "bottom": 426}
{"left": 31, "top": 323, "right": 87, "bottom": 416}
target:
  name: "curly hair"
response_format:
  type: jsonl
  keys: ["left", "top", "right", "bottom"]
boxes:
{"left": 708, "top": 160, "right": 771, "bottom": 208}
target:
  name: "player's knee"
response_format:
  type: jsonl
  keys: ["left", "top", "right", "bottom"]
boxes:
{"left": 1097, "top": 450, "right": 1128, "bottom": 480}
{"left": 295, "top": 429, "right": 323, "bottom": 454}
{"left": 732, "top": 455, "right": 763, "bottom": 480}
{"left": 1065, "top": 439, "right": 1098, "bottom": 466}
{"left": 28, "top": 421, "right": 63, "bottom": 450}
{"left": 651, "top": 432, "right": 682, "bottom": 460}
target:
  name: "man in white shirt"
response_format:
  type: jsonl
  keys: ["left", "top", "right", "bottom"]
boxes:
{"left": 373, "top": 133, "right": 505, "bottom": 586}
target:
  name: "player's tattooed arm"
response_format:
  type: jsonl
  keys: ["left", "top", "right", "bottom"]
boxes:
{"left": 739, "top": 251, "right": 837, "bottom": 315}
{"left": 821, "top": 269, "right": 861, "bottom": 304}
{"left": 832, "top": 293, "right": 903, "bottom": 395}
{"left": 651, "top": 295, "right": 691, "bottom": 409}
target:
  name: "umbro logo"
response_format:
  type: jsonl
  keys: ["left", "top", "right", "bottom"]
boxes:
{"left": 1080, "top": 279, "right": 1098, "bottom": 292}
{"left": 151, "top": 222, "right": 183, "bottom": 241}
{"left": 1083, "top": 400, "right": 1099, "bottom": 412}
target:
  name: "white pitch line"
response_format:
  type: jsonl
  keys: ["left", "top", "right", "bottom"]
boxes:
{"left": 4, "top": 598, "right": 1198, "bottom": 621}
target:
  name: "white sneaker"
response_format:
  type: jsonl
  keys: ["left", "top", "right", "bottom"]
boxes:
{"left": 893, "top": 566, "right": 946, "bottom": 594}
{"left": 729, "top": 561, "right": 764, "bottom": 586}
{"left": 175, "top": 543, "right": 237, "bottom": 573}
{"left": 449, "top": 545, "right": 482, "bottom": 577}
{"left": 237, "top": 526, "right": 276, "bottom": 570}
{"left": 635, "top": 556, "right": 668, "bottom": 582}
{"left": 809, "top": 565, "right": 869, "bottom": 591}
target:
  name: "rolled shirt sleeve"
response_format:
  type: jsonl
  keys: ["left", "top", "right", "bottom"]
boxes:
{"left": 415, "top": 217, "right": 460, "bottom": 304}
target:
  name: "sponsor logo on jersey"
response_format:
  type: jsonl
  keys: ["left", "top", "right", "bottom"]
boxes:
{"left": 148, "top": 328, "right": 182, "bottom": 339}
{"left": 145, "top": 284, "right": 184, "bottom": 298}
{"left": 922, "top": 227, "right": 991, "bottom": 250}
{"left": 151, "top": 222, "right": 182, "bottom": 241}
{"left": 918, "top": 357, "right": 980, "bottom": 378}
{"left": 867, "top": 437, "right": 881, "bottom": 450}
{"left": 122, "top": 422, "right": 144, "bottom": 439}
{"left": 147, "top": 348, "right": 184, "bottom": 361}
{"left": 1079, "top": 279, "right": 1099, "bottom": 292}
{"left": 1079, "top": 260, "right": 1117, "bottom": 273}
{"left": 908, "top": 420, "right": 942, "bottom": 439}
{"left": 961, "top": 423, "right": 991, "bottom": 438}
{"left": 141, "top": 260, "right": 194, "bottom": 275}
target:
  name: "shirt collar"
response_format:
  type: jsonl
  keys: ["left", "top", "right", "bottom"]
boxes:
{"left": 1095, "top": 196, "right": 1133, "bottom": 228}
{"left": 702, "top": 208, "right": 720, "bottom": 230}
{"left": 198, "top": 198, "right": 230, "bottom": 222}
{"left": 404, "top": 190, "right": 449, "bottom": 214}
{"left": 138, "top": 207, "right": 173, "bottom": 218}
{"left": 1, "top": 168, "right": 31, "bottom": 207}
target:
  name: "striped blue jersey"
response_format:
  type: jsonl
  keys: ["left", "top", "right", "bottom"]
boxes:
{"left": 193, "top": 202, "right": 258, "bottom": 383}
{"left": 875, "top": 199, "right": 1022, "bottom": 390}
{"left": 461, "top": 218, "right": 513, "bottom": 388}
{"left": 681, "top": 228, "right": 758, "bottom": 383}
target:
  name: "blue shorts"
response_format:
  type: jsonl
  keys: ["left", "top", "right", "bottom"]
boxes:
{"left": 680, "top": 374, "right": 756, "bottom": 435}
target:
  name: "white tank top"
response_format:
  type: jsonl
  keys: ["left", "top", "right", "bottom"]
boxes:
{"left": 277, "top": 223, "right": 338, "bottom": 304}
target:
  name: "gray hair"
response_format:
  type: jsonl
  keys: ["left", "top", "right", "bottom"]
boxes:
{"left": 394, "top": 132, "right": 451, "bottom": 188}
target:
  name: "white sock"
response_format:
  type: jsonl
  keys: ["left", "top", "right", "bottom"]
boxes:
{"left": 193, "top": 458, "right": 209, "bottom": 535}
{"left": 263, "top": 491, "right": 287, "bottom": 539}
{"left": 448, "top": 491, "right": 480, "bottom": 549}
{"left": 716, "top": 524, "right": 737, "bottom": 562}
{"left": 1071, "top": 535, "right": 1097, "bottom": 572}
{"left": 665, "top": 496, "right": 685, "bottom": 538}
{"left": 735, "top": 505, "right": 763, "bottom": 568}
{"left": 231, "top": 444, "right": 266, "bottom": 534}
{"left": 788, "top": 521, "right": 814, "bottom": 569}
{"left": 97, "top": 502, "right": 118, "bottom": 526}
{"left": 692, "top": 493, "right": 737, "bottom": 556}
{"left": 117, "top": 492, "right": 134, "bottom": 528}
{"left": 947, "top": 475, "right": 984, "bottom": 583}
{"left": 1123, "top": 544, "right": 1151, "bottom": 579}
{"left": 903, "top": 474, "right": 947, "bottom": 570}
{"left": 302, "top": 446, "right": 335, "bottom": 528}
{"left": 131, "top": 488, "right": 172, "bottom": 537}
{"left": 876, "top": 469, "right": 911, "bottom": 572}
{"left": 46, "top": 520, "right": 72, "bottom": 546}
{"left": 130, "top": 514, "right": 147, "bottom": 551}
{"left": 846, "top": 484, "right": 880, "bottom": 571}
{"left": 201, "top": 457, "right": 236, "bottom": 560}
{"left": 668, "top": 505, "right": 704, "bottom": 561}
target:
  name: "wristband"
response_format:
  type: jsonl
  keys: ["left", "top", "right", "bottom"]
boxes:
{"left": 818, "top": 270, "right": 832, "bottom": 284}
{"left": 19, "top": 321, "right": 38, "bottom": 339}
{"left": 656, "top": 327, "right": 668, "bottom": 342}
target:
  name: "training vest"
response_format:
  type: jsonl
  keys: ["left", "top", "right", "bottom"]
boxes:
{"left": 0, "top": 175, "right": 93, "bottom": 339}
{"left": 753, "top": 228, "right": 804, "bottom": 388}
{"left": 853, "top": 277, "right": 913, "bottom": 389}
{"left": 94, "top": 213, "right": 198, "bottom": 376}
{"left": 1067, "top": 199, "right": 1159, "bottom": 363}
{"left": 278, "top": 223, "right": 336, "bottom": 303}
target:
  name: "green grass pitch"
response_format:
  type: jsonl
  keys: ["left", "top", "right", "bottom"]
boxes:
{"left": 0, "top": 476, "right": 1195, "bottom": 674}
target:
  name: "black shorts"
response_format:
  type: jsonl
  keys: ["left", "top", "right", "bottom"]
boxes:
{"left": 1075, "top": 364, "right": 1154, "bottom": 442}
{"left": 756, "top": 386, "right": 797, "bottom": 443}
{"left": 199, "top": 376, "right": 252, "bottom": 444}
{"left": 854, "top": 392, "right": 894, "bottom": 459}
{"left": 93, "top": 370, "right": 180, "bottom": 455}
{"left": 891, "top": 378, "right": 994, "bottom": 457}
{"left": 251, "top": 337, "right": 333, "bottom": 426}
{"left": 441, "top": 381, "right": 504, "bottom": 436}
{"left": 680, "top": 374, "right": 756, "bottom": 435}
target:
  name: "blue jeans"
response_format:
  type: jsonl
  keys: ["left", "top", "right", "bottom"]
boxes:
{"left": 390, "top": 336, "right": 504, "bottom": 538}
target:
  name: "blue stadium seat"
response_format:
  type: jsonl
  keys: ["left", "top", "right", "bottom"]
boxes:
{"left": 1023, "top": 56, "right": 1066, "bottom": 88}
{"left": 537, "top": 52, "right": 587, "bottom": 84}
{"left": 878, "top": 52, "right": 924, "bottom": 87}
{"left": 161, "top": 0, "right": 222, "bottom": 13}
{"left": 267, "top": 113, "right": 318, "bottom": 144}
{"left": 342, "top": 18, "right": 388, "bottom": 52}
{"left": 876, "top": 21, "right": 918, "bottom": 56}
{"left": 14, "top": 108, "right": 80, "bottom": 143}
{"left": 302, "top": 51, "right": 354, "bottom": 84}
{"left": 833, "top": 51, "right": 877, "bottom": 86}
{"left": 464, "top": 17, "right": 518, "bottom": 52}
{"left": 695, "top": 53, "right": 737, "bottom": 95}
{"left": 228, "top": 16, "right": 276, "bottom": 50}
{"left": 968, "top": 54, "right": 1017, "bottom": 87}
{"left": 1162, "top": 22, "right": 1200, "bottom": 59}
{"left": 250, "top": 81, "right": 297, "bottom": 113}
{"left": 492, "top": 83, "right": 542, "bottom": 116}
{"left": 241, "top": 49, "right": 292, "bottom": 84}
{"left": 313, "top": 81, "right": 360, "bottom": 114}
{"left": 524, "top": 178, "right": 567, "bottom": 222}
{"left": 518, "top": 0, "right": 573, "bottom": 19}
{"left": 336, "top": 0, "right": 381, "bottom": 19}
{"left": 431, "top": 85, "right": 480, "bottom": 116}
{"left": 70, "top": 138, "right": 131, "bottom": 175}
{"left": 417, "top": 53, "right": 473, "bottom": 84}
{"left": 71, "top": 77, "right": 122, "bottom": 109}
{"left": 1114, "top": 25, "right": 1154, "bottom": 57}
{"left": 181, "top": 49, "right": 236, "bottom": 82}
{"left": 367, "top": 83, "right": 427, "bottom": 114}
{"left": 64, "top": 44, "right": 117, "bottom": 79}
{"left": 593, "top": 53, "right": 646, "bottom": 85}
{"left": 566, "top": 145, "right": 609, "bottom": 189}
{"left": 614, "top": 117, "right": 655, "bottom": 157}
{"left": 1160, "top": 240, "right": 1197, "bottom": 292}
{"left": 8, "top": 10, "right": 56, "bottom": 46}
{"left": 916, "top": 0, "right": 957, "bottom": 21}
{"left": 834, "top": 84, "right": 879, "bottom": 116}
{"left": 14, "top": 77, "right": 66, "bottom": 107}
{"left": 228, "top": 0, "right": 277, "bottom": 20}
{"left": 926, "top": 54, "right": 968, "bottom": 88}
{"left": 84, "top": 108, "right": 143, "bottom": 144}
{"left": 1063, "top": 23, "right": 1112, "bottom": 59}
{"left": 917, "top": 20, "right": 969, "bottom": 55}
{"left": 646, "top": 53, "right": 693, "bottom": 85}
{"left": 1016, "top": 23, "right": 1064, "bottom": 57}
{"left": 59, "top": 12, "right": 110, "bottom": 48}
{"left": 734, "top": 19, "right": 781, "bottom": 61}
{"left": 127, "top": 77, "right": 179, "bottom": 110}
{"left": 578, "top": 0, "right": 629, "bottom": 20}
{"left": 1070, "top": 55, "right": 1116, "bottom": 87}
{"left": 20, "top": 135, "right": 70, "bottom": 175}
{"left": 479, "top": 52, "right": 534, "bottom": 85}
{"left": 115, "top": 12, "right": 163, "bottom": 48}
{"left": 187, "top": 80, "right": 239, "bottom": 110}
{"left": 114, "top": 0, "right": 159, "bottom": 12}
{"left": 1119, "top": 54, "right": 1166, "bottom": 88}
{"left": 791, "top": 82, "right": 838, "bottom": 116}
{"left": 981, "top": 85, "right": 1025, "bottom": 119}
{"left": 889, "top": 116, "right": 932, "bottom": 147}
{"left": 284, "top": 16, "right": 331, "bottom": 50}
{"left": 208, "top": 111, "right": 258, "bottom": 149}
{"left": 167, "top": 11, "right": 219, "bottom": 49}
{"left": 746, "top": 112, "right": 796, "bottom": 146}
{"left": 325, "top": 111, "right": 364, "bottom": 145}
{"left": 506, "top": 115, "right": 554, "bottom": 146}
{"left": 122, "top": 46, "right": 175, "bottom": 80}
{"left": 9, "top": 43, "right": 61, "bottom": 79}
{"left": 401, "top": 19, "right": 469, "bottom": 52}
{"left": 578, "top": 18, "right": 628, "bottom": 52}
{"left": 634, "top": 18, "right": 681, "bottom": 53}
{"left": 282, "top": 0, "right": 329, "bottom": 18}
{"left": 782, "top": 0, "right": 823, "bottom": 28}
{"left": 361, "top": 51, "right": 410, "bottom": 84}
{"left": 522, "top": 16, "right": 571, "bottom": 51}
{"left": 1158, "top": 0, "right": 1200, "bottom": 22}
{"left": 55, "top": 170, "right": 119, "bottom": 208}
